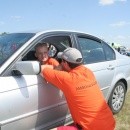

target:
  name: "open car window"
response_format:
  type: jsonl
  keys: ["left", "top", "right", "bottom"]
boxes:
{"left": 22, "top": 35, "right": 72, "bottom": 61}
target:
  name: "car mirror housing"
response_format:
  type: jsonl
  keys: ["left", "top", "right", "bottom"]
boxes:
{"left": 12, "top": 61, "right": 40, "bottom": 76}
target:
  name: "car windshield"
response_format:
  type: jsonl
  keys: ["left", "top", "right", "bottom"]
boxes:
{"left": 0, "top": 33, "right": 35, "bottom": 66}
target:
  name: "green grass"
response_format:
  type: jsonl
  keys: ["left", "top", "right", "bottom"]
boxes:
{"left": 114, "top": 90, "right": 130, "bottom": 130}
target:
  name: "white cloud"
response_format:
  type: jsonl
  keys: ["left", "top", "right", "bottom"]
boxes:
{"left": 99, "top": 0, "right": 127, "bottom": 5}
{"left": 118, "top": 0, "right": 127, "bottom": 1}
{"left": 99, "top": 0, "right": 114, "bottom": 5}
{"left": 110, "top": 21, "right": 130, "bottom": 27}
{"left": 115, "top": 35, "right": 126, "bottom": 39}
{"left": 11, "top": 16, "right": 23, "bottom": 21}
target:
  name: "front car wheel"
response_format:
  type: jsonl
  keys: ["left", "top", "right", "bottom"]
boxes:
{"left": 108, "top": 82, "right": 126, "bottom": 114}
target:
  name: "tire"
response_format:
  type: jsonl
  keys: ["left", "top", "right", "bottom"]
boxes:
{"left": 108, "top": 82, "right": 126, "bottom": 114}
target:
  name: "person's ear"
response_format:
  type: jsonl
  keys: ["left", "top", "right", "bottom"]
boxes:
{"left": 64, "top": 61, "right": 69, "bottom": 67}
{"left": 64, "top": 61, "right": 71, "bottom": 71}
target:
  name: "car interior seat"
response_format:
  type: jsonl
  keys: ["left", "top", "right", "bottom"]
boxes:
{"left": 22, "top": 50, "right": 37, "bottom": 61}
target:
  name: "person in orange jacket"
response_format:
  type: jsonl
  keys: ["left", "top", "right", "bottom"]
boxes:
{"left": 35, "top": 42, "right": 59, "bottom": 67}
{"left": 41, "top": 48, "right": 115, "bottom": 130}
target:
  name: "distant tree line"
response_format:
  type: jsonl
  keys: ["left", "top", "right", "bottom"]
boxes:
{"left": 0, "top": 32, "right": 8, "bottom": 35}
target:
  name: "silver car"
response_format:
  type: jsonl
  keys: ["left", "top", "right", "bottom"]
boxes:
{"left": 0, "top": 30, "right": 130, "bottom": 130}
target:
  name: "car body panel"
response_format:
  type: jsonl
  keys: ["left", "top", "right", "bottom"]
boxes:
{"left": 0, "top": 75, "right": 69, "bottom": 130}
{"left": 86, "top": 60, "right": 116, "bottom": 99}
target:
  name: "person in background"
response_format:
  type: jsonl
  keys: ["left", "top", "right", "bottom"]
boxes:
{"left": 117, "top": 47, "right": 121, "bottom": 53}
{"left": 35, "top": 42, "right": 59, "bottom": 67}
{"left": 41, "top": 48, "right": 115, "bottom": 130}
{"left": 111, "top": 43, "right": 114, "bottom": 47}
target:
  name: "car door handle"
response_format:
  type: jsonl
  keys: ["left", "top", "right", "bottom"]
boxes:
{"left": 107, "top": 65, "right": 115, "bottom": 70}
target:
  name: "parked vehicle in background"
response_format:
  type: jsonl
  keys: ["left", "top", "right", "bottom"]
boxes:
{"left": 119, "top": 46, "right": 127, "bottom": 55}
{"left": 0, "top": 30, "right": 130, "bottom": 130}
{"left": 125, "top": 50, "right": 130, "bottom": 57}
{"left": 118, "top": 46, "right": 130, "bottom": 57}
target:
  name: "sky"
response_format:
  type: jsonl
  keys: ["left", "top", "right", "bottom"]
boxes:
{"left": 0, "top": 0, "right": 130, "bottom": 48}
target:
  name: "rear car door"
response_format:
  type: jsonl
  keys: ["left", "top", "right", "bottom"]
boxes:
{"left": 74, "top": 34, "right": 116, "bottom": 98}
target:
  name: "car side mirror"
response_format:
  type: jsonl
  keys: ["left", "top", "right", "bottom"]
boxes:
{"left": 12, "top": 61, "right": 40, "bottom": 76}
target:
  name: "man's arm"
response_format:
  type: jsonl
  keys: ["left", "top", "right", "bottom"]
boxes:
{"left": 41, "top": 65, "right": 68, "bottom": 90}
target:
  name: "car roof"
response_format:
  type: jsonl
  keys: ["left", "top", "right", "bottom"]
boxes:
{"left": 12, "top": 29, "right": 99, "bottom": 38}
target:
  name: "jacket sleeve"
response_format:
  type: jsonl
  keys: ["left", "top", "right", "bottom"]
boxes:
{"left": 42, "top": 68, "right": 68, "bottom": 90}
{"left": 49, "top": 58, "right": 59, "bottom": 67}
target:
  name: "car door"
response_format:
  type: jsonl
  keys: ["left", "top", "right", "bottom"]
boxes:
{"left": 74, "top": 34, "right": 116, "bottom": 99}
{"left": 36, "top": 33, "right": 75, "bottom": 125}
{"left": 0, "top": 33, "right": 73, "bottom": 130}
{"left": 0, "top": 74, "right": 66, "bottom": 130}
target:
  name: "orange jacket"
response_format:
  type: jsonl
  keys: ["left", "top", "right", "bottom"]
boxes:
{"left": 43, "top": 65, "right": 115, "bottom": 130}
{"left": 44, "top": 57, "right": 59, "bottom": 66}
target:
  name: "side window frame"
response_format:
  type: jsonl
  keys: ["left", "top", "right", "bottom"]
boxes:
{"left": 22, "top": 34, "right": 73, "bottom": 61}
{"left": 75, "top": 34, "right": 106, "bottom": 64}
{"left": 102, "top": 41, "right": 116, "bottom": 61}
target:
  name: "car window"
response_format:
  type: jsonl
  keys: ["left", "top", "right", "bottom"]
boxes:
{"left": 0, "top": 33, "right": 35, "bottom": 66}
{"left": 102, "top": 42, "right": 115, "bottom": 61}
{"left": 77, "top": 37, "right": 105, "bottom": 64}
{"left": 42, "top": 36, "right": 71, "bottom": 51}
{"left": 22, "top": 35, "right": 72, "bottom": 61}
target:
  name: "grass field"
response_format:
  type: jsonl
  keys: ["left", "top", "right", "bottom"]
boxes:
{"left": 114, "top": 90, "right": 130, "bottom": 130}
